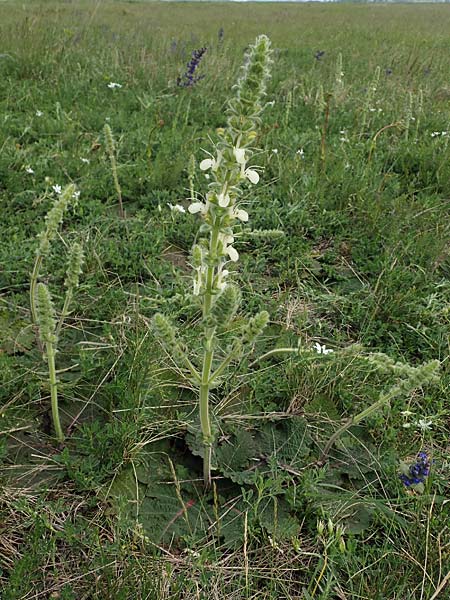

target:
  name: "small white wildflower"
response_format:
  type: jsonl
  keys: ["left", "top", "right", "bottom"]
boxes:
{"left": 401, "top": 410, "right": 414, "bottom": 417}
{"left": 431, "top": 132, "right": 440, "bottom": 138}
{"left": 340, "top": 137, "right": 348, "bottom": 143}
{"left": 107, "top": 82, "right": 122, "bottom": 89}
{"left": 52, "top": 184, "right": 62, "bottom": 194}
{"left": 272, "top": 148, "right": 278, "bottom": 154}
{"left": 80, "top": 157, "right": 90, "bottom": 164}
{"left": 244, "top": 168, "right": 259, "bottom": 184}
{"left": 220, "top": 233, "right": 239, "bottom": 262}
{"left": 25, "top": 166, "right": 34, "bottom": 174}
{"left": 416, "top": 419, "right": 433, "bottom": 431}
{"left": 167, "top": 203, "right": 186, "bottom": 214}
{"left": 217, "top": 191, "right": 231, "bottom": 208}
{"left": 72, "top": 190, "right": 80, "bottom": 200}
{"left": 35, "top": 110, "right": 43, "bottom": 117}
{"left": 442, "top": 131, "right": 448, "bottom": 136}
{"left": 234, "top": 208, "right": 249, "bottom": 222}
{"left": 266, "top": 100, "right": 275, "bottom": 107}
{"left": 369, "top": 107, "right": 376, "bottom": 113}
{"left": 216, "top": 268, "right": 229, "bottom": 291}
{"left": 402, "top": 423, "right": 412, "bottom": 429}
{"left": 313, "top": 342, "right": 334, "bottom": 355}
{"left": 233, "top": 147, "right": 246, "bottom": 165}
{"left": 296, "top": 148, "right": 305, "bottom": 158}
{"left": 188, "top": 201, "right": 207, "bottom": 215}
{"left": 344, "top": 162, "right": 350, "bottom": 169}
{"left": 200, "top": 158, "right": 215, "bottom": 171}
{"left": 204, "top": 174, "right": 210, "bottom": 180}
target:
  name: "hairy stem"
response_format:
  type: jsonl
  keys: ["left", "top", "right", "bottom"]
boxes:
{"left": 30, "top": 254, "right": 43, "bottom": 326}
{"left": 46, "top": 340, "right": 64, "bottom": 442}
{"left": 320, "top": 389, "right": 395, "bottom": 461}
{"left": 199, "top": 219, "right": 221, "bottom": 487}
{"left": 56, "top": 288, "right": 73, "bottom": 339}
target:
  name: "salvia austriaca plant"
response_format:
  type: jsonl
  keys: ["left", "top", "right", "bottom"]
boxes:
{"left": 31, "top": 184, "right": 84, "bottom": 442}
{"left": 153, "top": 34, "right": 273, "bottom": 487}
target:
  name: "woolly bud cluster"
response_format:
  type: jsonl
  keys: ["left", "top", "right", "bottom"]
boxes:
{"left": 241, "top": 310, "right": 269, "bottom": 346}
{"left": 104, "top": 123, "right": 115, "bottom": 157}
{"left": 211, "top": 284, "right": 241, "bottom": 327}
{"left": 152, "top": 313, "right": 188, "bottom": 365}
{"left": 37, "top": 184, "right": 76, "bottom": 256}
{"left": 65, "top": 242, "right": 84, "bottom": 289}
{"left": 36, "top": 283, "right": 57, "bottom": 345}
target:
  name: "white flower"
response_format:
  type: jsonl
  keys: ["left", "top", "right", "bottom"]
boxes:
{"left": 431, "top": 132, "right": 440, "bottom": 138}
{"left": 220, "top": 233, "right": 239, "bottom": 262}
{"left": 272, "top": 148, "right": 278, "bottom": 154}
{"left": 200, "top": 158, "right": 215, "bottom": 171}
{"left": 35, "top": 110, "right": 43, "bottom": 117}
{"left": 296, "top": 148, "right": 305, "bottom": 158}
{"left": 400, "top": 410, "right": 413, "bottom": 417}
{"left": 188, "top": 201, "right": 207, "bottom": 215}
{"left": 244, "top": 168, "right": 259, "bottom": 185}
{"left": 402, "top": 423, "right": 412, "bottom": 429}
{"left": 107, "top": 82, "right": 122, "bottom": 89}
{"left": 217, "top": 191, "right": 231, "bottom": 208}
{"left": 25, "top": 166, "right": 34, "bottom": 174}
{"left": 416, "top": 419, "right": 433, "bottom": 431}
{"left": 52, "top": 184, "right": 62, "bottom": 194}
{"left": 167, "top": 203, "right": 186, "bottom": 213}
{"left": 340, "top": 137, "right": 348, "bottom": 143}
{"left": 401, "top": 410, "right": 414, "bottom": 417}
{"left": 313, "top": 342, "right": 334, "bottom": 355}
{"left": 200, "top": 150, "right": 222, "bottom": 173}
{"left": 216, "top": 268, "right": 229, "bottom": 291}
{"left": 80, "top": 157, "right": 90, "bottom": 164}
{"left": 234, "top": 208, "right": 249, "bottom": 222}
{"left": 233, "top": 147, "right": 246, "bottom": 165}
{"left": 72, "top": 190, "right": 80, "bottom": 200}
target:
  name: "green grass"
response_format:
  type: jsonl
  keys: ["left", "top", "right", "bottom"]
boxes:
{"left": 0, "top": 1, "right": 449, "bottom": 599}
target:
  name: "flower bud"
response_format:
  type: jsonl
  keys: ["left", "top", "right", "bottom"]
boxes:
{"left": 37, "top": 184, "right": 76, "bottom": 256}
{"left": 104, "top": 123, "right": 115, "bottom": 157}
{"left": 36, "top": 283, "right": 57, "bottom": 345}
{"left": 65, "top": 242, "right": 84, "bottom": 289}
{"left": 241, "top": 310, "right": 269, "bottom": 346}
{"left": 211, "top": 284, "right": 241, "bottom": 326}
{"left": 152, "top": 313, "right": 187, "bottom": 364}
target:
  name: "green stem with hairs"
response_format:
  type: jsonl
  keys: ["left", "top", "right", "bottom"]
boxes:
{"left": 320, "top": 388, "right": 396, "bottom": 461}
{"left": 199, "top": 217, "right": 221, "bottom": 487}
{"left": 46, "top": 340, "right": 64, "bottom": 442}
{"left": 30, "top": 254, "right": 43, "bottom": 326}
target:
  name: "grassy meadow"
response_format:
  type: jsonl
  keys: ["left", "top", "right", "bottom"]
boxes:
{"left": 0, "top": 1, "right": 449, "bottom": 598}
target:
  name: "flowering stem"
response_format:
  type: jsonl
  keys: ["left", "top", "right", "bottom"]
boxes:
{"left": 30, "top": 254, "right": 43, "bottom": 326}
{"left": 56, "top": 288, "right": 73, "bottom": 339}
{"left": 198, "top": 220, "right": 221, "bottom": 487}
{"left": 46, "top": 339, "right": 64, "bottom": 443}
{"left": 320, "top": 388, "right": 396, "bottom": 462}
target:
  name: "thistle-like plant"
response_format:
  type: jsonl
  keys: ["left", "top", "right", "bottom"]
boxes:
{"left": 153, "top": 35, "right": 273, "bottom": 487}
{"left": 31, "top": 184, "right": 84, "bottom": 442}
{"left": 104, "top": 123, "right": 125, "bottom": 219}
